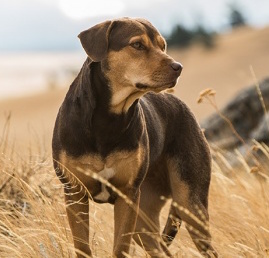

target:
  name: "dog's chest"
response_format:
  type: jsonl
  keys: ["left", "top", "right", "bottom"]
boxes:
{"left": 59, "top": 148, "right": 144, "bottom": 203}
{"left": 93, "top": 165, "right": 116, "bottom": 202}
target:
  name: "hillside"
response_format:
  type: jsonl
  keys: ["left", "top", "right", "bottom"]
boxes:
{"left": 171, "top": 26, "right": 269, "bottom": 120}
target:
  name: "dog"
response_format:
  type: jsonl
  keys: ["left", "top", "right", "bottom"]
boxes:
{"left": 52, "top": 17, "right": 217, "bottom": 257}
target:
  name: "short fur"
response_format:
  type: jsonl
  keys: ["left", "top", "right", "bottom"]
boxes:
{"left": 52, "top": 17, "right": 217, "bottom": 257}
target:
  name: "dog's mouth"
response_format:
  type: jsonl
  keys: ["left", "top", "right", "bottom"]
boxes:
{"left": 135, "top": 83, "right": 149, "bottom": 90}
{"left": 136, "top": 80, "right": 177, "bottom": 91}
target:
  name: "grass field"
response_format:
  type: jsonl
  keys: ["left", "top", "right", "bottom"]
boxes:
{"left": 1, "top": 118, "right": 269, "bottom": 257}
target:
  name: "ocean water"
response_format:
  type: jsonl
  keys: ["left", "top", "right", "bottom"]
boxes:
{"left": 0, "top": 51, "right": 86, "bottom": 100}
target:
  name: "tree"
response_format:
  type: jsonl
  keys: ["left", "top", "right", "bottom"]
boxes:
{"left": 229, "top": 5, "right": 246, "bottom": 28}
{"left": 166, "top": 24, "right": 216, "bottom": 49}
{"left": 193, "top": 26, "right": 215, "bottom": 48}
{"left": 166, "top": 25, "right": 193, "bottom": 47}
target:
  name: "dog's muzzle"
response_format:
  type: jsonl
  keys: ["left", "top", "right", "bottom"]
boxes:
{"left": 135, "top": 61, "right": 183, "bottom": 90}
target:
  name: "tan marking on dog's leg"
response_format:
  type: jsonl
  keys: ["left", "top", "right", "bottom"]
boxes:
{"left": 133, "top": 181, "right": 171, "bottom": 257}
{"left": 168, "top": 166, "right": 218, "bottom": 257}
{"left": 113, "top": 188, "right": 140, "bottom": 258}
{"left": 64, "top": 186, "right": 91, "bottom": 258}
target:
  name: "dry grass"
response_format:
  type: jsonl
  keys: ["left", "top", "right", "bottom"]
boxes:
{"left": 209, "top": 148, "right": 269, "bottom": 257}
{"left": 0, "top": 114, "right": 269, "bottom": 258}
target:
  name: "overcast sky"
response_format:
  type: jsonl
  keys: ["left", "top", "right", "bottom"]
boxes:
{"left": 1, "top": 0, "right": 269, "bottom": 51}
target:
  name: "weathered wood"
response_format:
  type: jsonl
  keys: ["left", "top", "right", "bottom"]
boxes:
{"left": 202, "top": 77, "right": 269, "bottom": 150}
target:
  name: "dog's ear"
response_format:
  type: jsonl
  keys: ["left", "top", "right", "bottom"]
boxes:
{"left": 78, "top": 20, "right": 114, "bottom": 62}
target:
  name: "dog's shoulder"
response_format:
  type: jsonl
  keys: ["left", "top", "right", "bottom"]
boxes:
{"left": 140, "top": 92, "right": 202, "bottom": 139}
{"left": 140, "top": 92, "right": 193, "bottom": 119}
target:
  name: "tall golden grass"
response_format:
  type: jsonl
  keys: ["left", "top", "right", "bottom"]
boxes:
{"left": 0, "top": 110, "right": 269, "bottom": 257}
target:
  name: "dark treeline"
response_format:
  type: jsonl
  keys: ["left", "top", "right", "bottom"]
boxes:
{"left": 165, "top": 25, "right": 216, "bottom": 49}
{"left": 166, "top": 5, "right": 246, "bottom": 49}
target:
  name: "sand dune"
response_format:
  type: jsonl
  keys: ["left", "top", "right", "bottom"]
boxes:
{"left": 1, "top": 26, "right": 269, "bottom": 150}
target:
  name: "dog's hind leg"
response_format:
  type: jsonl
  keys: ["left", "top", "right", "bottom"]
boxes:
{"left": 167, "top": 161, "right": 218, "bottom": 257}
{"left": 133, "top": 180, "right": 172, "bottom": 257}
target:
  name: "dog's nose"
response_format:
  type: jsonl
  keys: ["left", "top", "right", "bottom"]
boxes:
{"left": 171, "top": 62, "right": 183, "bottom": 73}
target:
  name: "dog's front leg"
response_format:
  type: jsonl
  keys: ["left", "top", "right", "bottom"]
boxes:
{"left": 64, "top": 185, "right": 91, "bottom": 258}
{"left": 113, "top": 187, "right": 141, "bottom": 257}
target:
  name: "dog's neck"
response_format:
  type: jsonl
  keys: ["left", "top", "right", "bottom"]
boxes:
{"left": 91, "top": 60, "right": 145, "bottom": 115}
{"left": 78, "top": 60, "right": 141, "bottom": 129}
{"left": 109, "top": 88, "right": 145, "bottom": 114}
{"left": 89, "top": 61, "right": 142, "bottom": 116}
{"left": 74, "top": 60, "right": 143, "bottom": 156}
{"left": 60, "top": 59, "right": 143, "bottom": 157}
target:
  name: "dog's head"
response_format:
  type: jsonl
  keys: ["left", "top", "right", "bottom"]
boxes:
{"left": 78, "top": 17, "right": 183, "bottom": 113}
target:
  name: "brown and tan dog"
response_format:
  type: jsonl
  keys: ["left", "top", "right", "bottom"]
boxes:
{"left": 52, "top": 17, "right": 217, "bottom": 257}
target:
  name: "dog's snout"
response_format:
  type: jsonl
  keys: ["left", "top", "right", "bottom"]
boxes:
{"left": 170, "top": 62, "right": 183, "bottom": 73}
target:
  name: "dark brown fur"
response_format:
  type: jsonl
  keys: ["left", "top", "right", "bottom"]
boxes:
{"left": 52, "top": 17, "right": 217, "bottom": 257}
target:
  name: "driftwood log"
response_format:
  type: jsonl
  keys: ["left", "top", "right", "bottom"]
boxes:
{"left": 201, "top": 77, "right": 269, "bottom": 150}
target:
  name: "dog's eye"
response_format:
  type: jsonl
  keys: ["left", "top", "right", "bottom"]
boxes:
{"left": 131, "top": 42, "right": 145, "bottom": 50}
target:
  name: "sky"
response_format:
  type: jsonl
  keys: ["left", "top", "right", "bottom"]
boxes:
{"left": 0, "top": 0, "right": 269, "bottom": 51}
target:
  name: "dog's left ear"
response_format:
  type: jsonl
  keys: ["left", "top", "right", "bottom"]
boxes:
{"left": 78, "top": 20, "right": 114, "bottom": 62}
